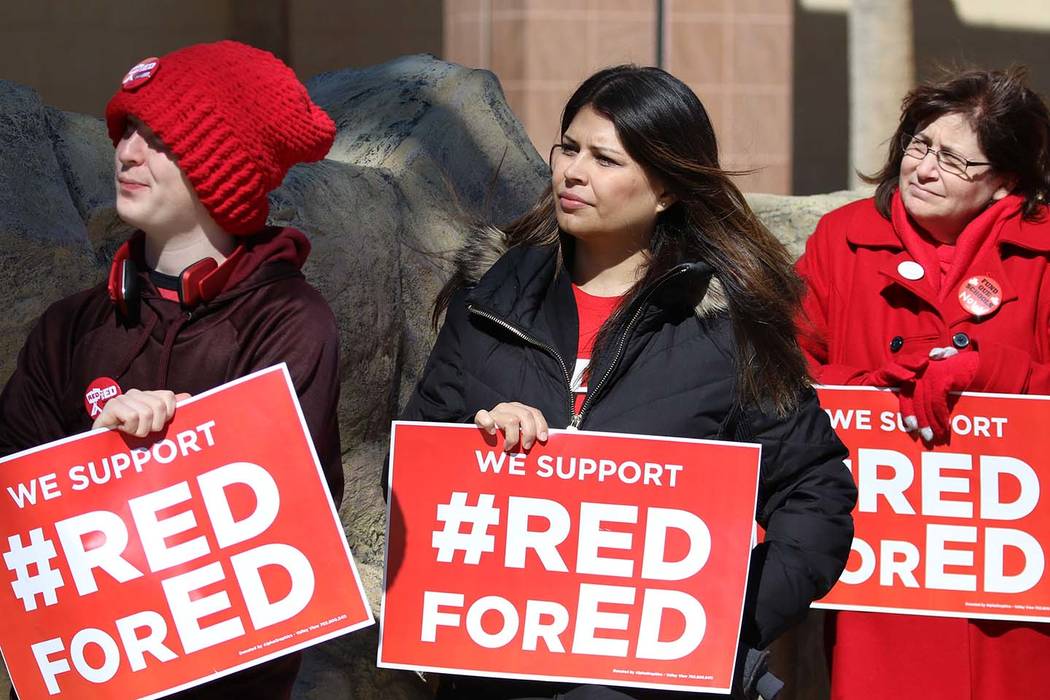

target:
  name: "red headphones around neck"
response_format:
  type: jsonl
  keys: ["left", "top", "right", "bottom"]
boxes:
{"left": 108, "top": 245, "right": 221, "bottom": 323}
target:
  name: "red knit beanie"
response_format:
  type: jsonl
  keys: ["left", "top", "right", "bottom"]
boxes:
{"left": 105, "top": 40, "right": 335, "bottom": 235}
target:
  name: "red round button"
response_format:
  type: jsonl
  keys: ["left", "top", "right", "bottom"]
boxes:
{"left": 958, "top": 275, "right": 1002, "bottom": 317}
{"left": 121, "top": 57, "right": 160, "bottom": 91}
{"left": 84, "top": 377, "right": 122, "bottom": 419}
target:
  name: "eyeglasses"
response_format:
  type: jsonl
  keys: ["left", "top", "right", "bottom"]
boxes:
{"left": 901, "top": 133, "right": 992, "bottom": 179}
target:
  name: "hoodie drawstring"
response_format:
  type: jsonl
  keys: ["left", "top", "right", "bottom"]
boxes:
{"left": 154, "top": 314, "right": 189, "bottom": 389}
{"left": 112, "top": 314, "right": 159, "bottom": 383}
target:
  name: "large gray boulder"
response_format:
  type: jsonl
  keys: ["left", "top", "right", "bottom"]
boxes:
{"left": 748, "top": 189, "right": 868, "bottom": 258}
{"left": 0, "top": 55, "right": 865, "bottom": 699}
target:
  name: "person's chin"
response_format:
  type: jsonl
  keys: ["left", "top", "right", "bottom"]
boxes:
{"left": 115, "top": 202, "right": 150, "bottom": 231}
{"left": 556, "top": 212, "right": 593, "bottom": 235}
{"left": 558, "top": 223, "right": 595, "bottom": 241}
{"left": 902, "top": 192, "right": 939, "bottom": 218}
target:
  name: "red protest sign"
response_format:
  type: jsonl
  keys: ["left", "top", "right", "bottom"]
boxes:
{"left": 0, "top": 364, "right": 373, "bottom": 699}
{"left": 379, "top": 423, "right": 761, "bottom": 694}
{"left": 813, "top": 386, "right": 1050, "bottom": 622}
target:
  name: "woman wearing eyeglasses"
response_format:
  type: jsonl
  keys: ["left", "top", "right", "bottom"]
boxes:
{"left": 796, "top": 68, "right": 1050, "bottom": 699}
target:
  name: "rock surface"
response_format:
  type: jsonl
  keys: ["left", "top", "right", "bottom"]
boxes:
{"left": 0, "top": 55, "right": 866, "bottom": 699}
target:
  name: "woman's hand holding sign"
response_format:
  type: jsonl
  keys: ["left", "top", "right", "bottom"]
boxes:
{"left": 475, "top": 402, "right": 550, "bottom": 451}
{"left": 897, "top": 347, "right": 980, "bottom": 443}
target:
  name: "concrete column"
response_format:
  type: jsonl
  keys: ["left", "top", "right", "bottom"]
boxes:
{"left": 848, "top": 0, "right": 914, "bottom": 187}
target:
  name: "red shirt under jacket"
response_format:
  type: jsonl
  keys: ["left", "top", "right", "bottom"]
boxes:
{"left": 570, "top": 284, "right": 623, "bottom": 413}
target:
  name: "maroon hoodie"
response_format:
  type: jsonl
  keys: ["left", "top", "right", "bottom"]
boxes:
{"left": 0, "top": 227, "right": 342, "bottom": 699}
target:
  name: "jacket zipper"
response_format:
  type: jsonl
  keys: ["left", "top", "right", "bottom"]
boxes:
{"left": 467, "top": 262, "right": 697, "bottom": 430}
{"left": 466, "top": 304, "right": 578, "bottom": 425}
{"left": 575, "top": 264, "right": 693, "bottom": 427}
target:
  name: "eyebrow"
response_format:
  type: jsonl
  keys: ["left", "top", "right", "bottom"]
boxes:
{"left": 916, "top": 132, "right": 971, "bottom": 157}
{"left": 561, "top": 134, "right": 626, "bottom": 158}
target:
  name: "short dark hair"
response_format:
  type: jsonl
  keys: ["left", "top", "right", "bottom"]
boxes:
{"left": 868, "top": 66, "right": 1050, "bottom": 221}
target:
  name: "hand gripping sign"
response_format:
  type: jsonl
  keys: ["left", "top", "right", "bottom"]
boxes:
{"left": 0, "top": 365, "right": 373, "bottom": 699}
{"left": 813, "top": 386, "right": 1050, "bottom": 622}
{"left": 380, "top": 423, "right": 761, "bottom": 694}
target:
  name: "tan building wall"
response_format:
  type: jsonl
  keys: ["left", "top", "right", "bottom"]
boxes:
{"left": 0, "top": 1, "right": 235, "bottom": 115}
{"left": 0, "top": 0, "right": 442, "bottom": 117}
{"left": 664, "top": 0, "right": 793, "bottom": 193}
{"left": 287, "top": 0, "right": 442, "bottom": 79}
{"left": 445, "top": 0, "right": 658, "bottom": 161}
{"left": 445, "top": 0, "right": 795, "bottom": 194}
{"left": 2, "top": 0, "right": 793, "bottom": 193}
{"left": 5, "top": 0, "right": 1048, "bottom": 195}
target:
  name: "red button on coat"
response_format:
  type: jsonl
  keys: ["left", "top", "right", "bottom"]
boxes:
{"left": 958, "top": 275, "right": 1002, "bottom": 317}
{"left": 84, "top": 377, "right": 122, "bottom": 419}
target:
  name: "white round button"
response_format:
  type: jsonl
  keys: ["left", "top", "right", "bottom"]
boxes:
{"left": 897, "top": 260, "right": 925, "bottom": 280}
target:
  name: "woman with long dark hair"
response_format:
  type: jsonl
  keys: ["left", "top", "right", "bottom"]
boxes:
{"left": 797, "top": 67, "right": 1050, "bottom": 699}
{"left": 404, "top": 65, "right": 856, "bottom": 699}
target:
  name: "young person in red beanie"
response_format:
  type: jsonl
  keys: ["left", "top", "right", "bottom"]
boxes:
{"left": 0, "top": 40, "right": 342, "bottom": 698}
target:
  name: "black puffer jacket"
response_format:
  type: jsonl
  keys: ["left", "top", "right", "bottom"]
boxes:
{"left": 402, "top": 232, "right": 856, "bottom": 698}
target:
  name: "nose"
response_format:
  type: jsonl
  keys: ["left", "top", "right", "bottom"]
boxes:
{"left": 561, "top": 154, "right": 587, "bottom": 186}
{"left": 116, "top": 127, "right": 147, "bottom": 167}
{"left": 914, "top": 149, "right": 940, "bottom": 181}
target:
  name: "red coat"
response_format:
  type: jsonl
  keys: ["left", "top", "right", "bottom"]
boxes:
{"left": 796, "top": 196, "right": 1050, "bottom": 700}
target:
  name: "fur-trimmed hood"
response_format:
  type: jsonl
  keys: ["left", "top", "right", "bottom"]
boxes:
{"left": 454, "top": 224, "right": 729, "bottom": 318}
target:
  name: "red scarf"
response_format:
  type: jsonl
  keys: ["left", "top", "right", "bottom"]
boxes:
{"left": 891, "top": 190, "right": 1023, "bottom": 300}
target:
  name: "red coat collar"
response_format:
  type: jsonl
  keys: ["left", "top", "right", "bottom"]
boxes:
{"left": 842, "top": 194, "right": 1046, "bottom": 323}
{"left": 845, "top": 192, "right": 1050, "bottom": 253}
{"left": 998, "top": 209, "right": 1050, "bottom": 252}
